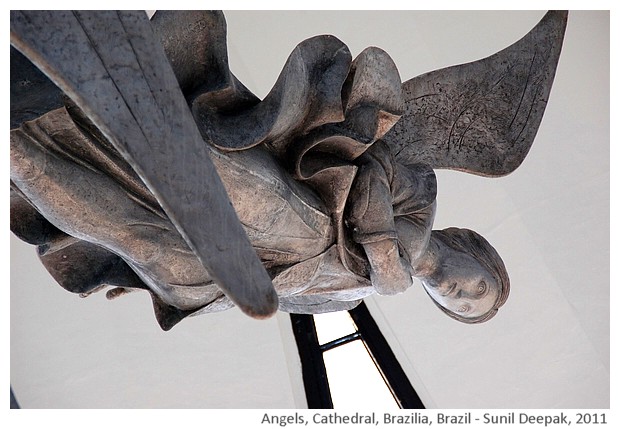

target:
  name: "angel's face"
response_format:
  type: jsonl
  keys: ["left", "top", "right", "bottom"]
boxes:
{"left": 421, "top": 247, "right": 500, "bottom": 320}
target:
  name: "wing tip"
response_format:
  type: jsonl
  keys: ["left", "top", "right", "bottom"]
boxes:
{"left": 238, "top": 290, "right": 280, "bottom": 319}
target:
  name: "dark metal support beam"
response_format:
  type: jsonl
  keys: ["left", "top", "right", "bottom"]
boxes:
{"left": 319, "top": 332, "right": 361, "bottom": 352}
{"left": 349, "top": 302, "right": 425, "bottom": 409}
{"left": 290, "top": 314, "right": 333, "bottom": 409}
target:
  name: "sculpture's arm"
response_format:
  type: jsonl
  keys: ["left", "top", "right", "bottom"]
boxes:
{"left": 345, "top": 142, "right": 437, "bottom": 295}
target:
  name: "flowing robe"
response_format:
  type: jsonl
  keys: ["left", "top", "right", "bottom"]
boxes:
{"left": 10, "top": 32, "right": 437, "bottom": 329}
{"left": 11, "top": 103, "right": 437, "bottom": 328}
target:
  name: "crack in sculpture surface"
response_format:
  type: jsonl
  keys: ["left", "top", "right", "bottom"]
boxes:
{"left": 10, "top": 10, "right": 567, "bottom": 330}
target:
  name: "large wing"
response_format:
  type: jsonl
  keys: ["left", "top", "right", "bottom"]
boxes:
{"left": 383, "top": 11, "right": 568, "bottom": 177}
{"left": 10, "top": 10, "right": 278, "bottom": 319}
{"left": 10, "top": 11, "right": 259, "bottom": 131}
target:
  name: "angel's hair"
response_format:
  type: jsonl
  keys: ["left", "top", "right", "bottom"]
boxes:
{"left": 428, "top": 227, "right": 510, "bottom": 324}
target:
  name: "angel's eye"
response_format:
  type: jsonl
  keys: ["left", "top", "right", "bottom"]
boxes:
{"left": 456, "top": 304, "right": 470, "bottom": 313}
{"left": 477, "top": 281, "right": 487, "bottom": 295}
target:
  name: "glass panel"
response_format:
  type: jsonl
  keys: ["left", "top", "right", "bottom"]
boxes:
{"left": 323, "top": 340, "right": 399, "bottom": 409}
{"left": 313, "top": 311, "right": 357, "bottom": 344}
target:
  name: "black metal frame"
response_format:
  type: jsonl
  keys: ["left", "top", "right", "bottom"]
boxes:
{"left": 12, "top": 302, "right": 422, "bottom": 409}
{"left": 290, "top": 301, "right": 425, "bottom": 409}
{"left": 349, "top": 302, "right": 425, "bottom": 408}
{"left": 290, "top": 313, "right": 334, "bottom": 408}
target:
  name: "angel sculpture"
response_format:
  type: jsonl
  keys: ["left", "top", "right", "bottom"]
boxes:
{"left": 10, "top": 11, "right": 567, "bottom": 330}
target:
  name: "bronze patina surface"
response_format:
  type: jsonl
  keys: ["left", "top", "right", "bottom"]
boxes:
{"left": 10, "top": 11, "right": 567, "bottom": 329}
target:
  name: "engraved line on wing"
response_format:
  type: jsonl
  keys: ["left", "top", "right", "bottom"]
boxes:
{"left": 116, "top": 11, "right": 168, "bottom": 131}
{"left": 508, "top": 52, "right": 537, "bottom": 130}
{"left": 72, "top": 11, "right": 153, "bottom": 151}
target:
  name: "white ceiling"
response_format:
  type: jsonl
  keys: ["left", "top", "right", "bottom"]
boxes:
{"left": 10, "top": 10, "right": 609, "bottom": 410}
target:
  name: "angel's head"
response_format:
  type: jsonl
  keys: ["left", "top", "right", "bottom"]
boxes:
{"left": 420, "top": 228, "right": 510, "bottom": 324}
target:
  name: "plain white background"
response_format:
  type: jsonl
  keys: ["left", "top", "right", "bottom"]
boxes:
{"left": 9, "top": 9, "right": 610, "bottom": 410}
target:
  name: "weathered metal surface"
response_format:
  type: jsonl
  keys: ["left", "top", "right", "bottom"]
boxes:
{"left": 10, "top": 47, "right": 64, "bottom": 129}
{"left": 383, "top": 11, "right": 568, "bottom": 177}
{"left": 10, "top": 10, "right": 278, "bottom": 319}
{"left": 10, "top": 11, "right": 567, "bottom": 328}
